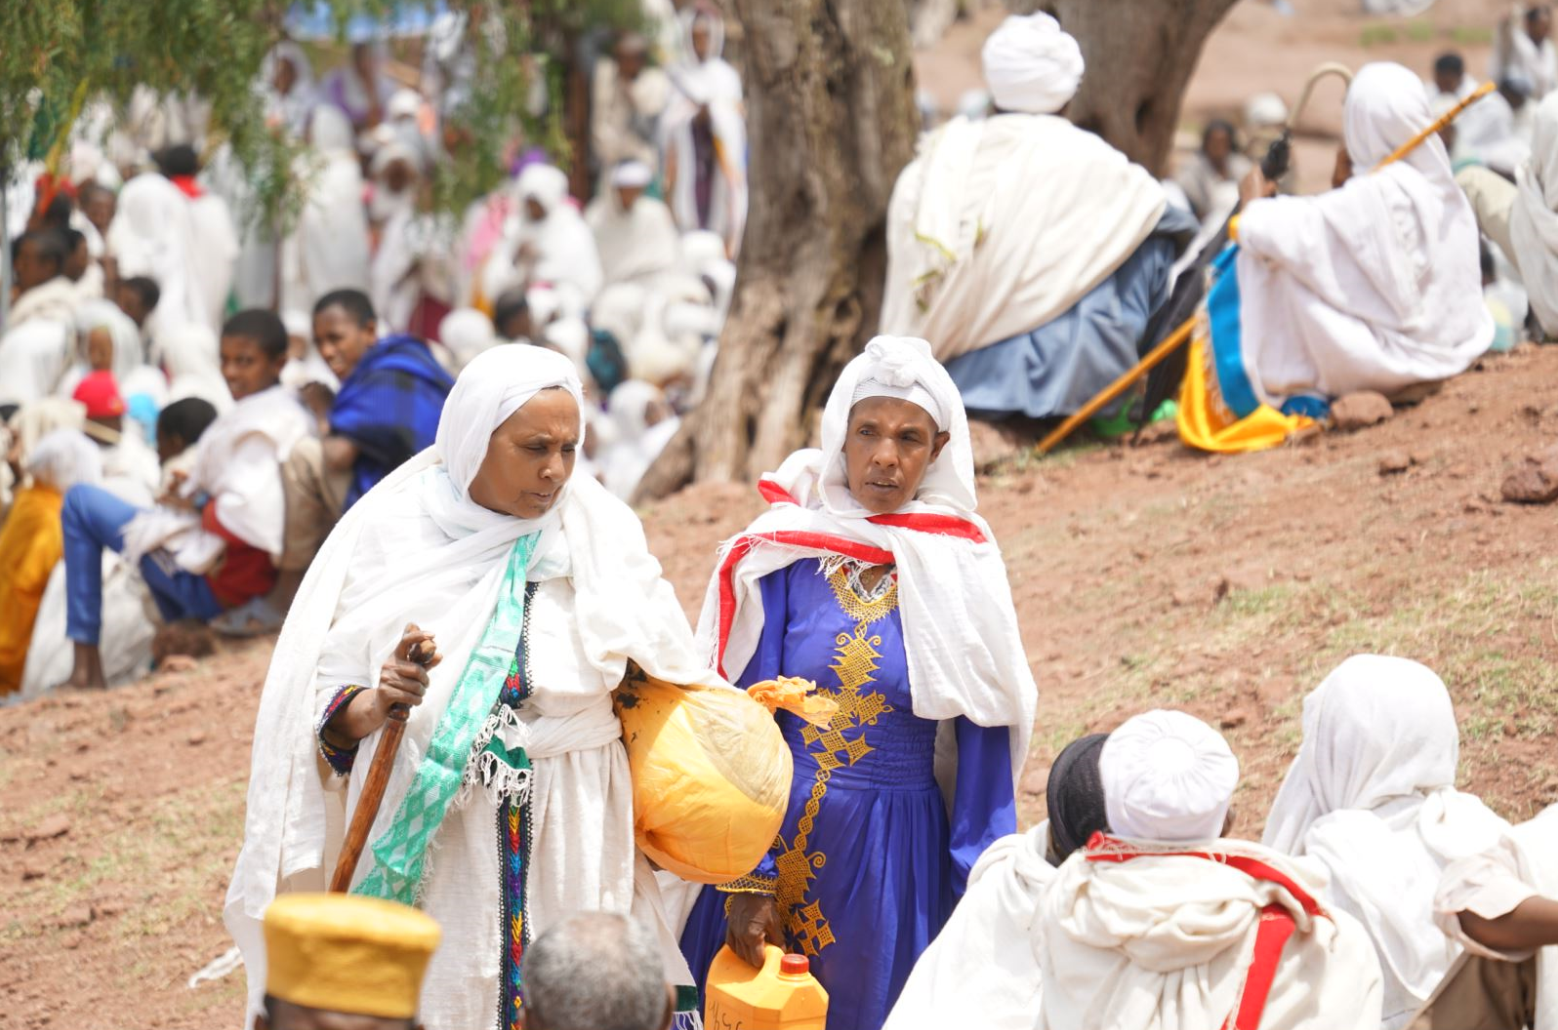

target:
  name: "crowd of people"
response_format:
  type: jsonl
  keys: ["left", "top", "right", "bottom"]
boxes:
{"left": 7, "top": 2, "right": 1558, "bottom": 1029}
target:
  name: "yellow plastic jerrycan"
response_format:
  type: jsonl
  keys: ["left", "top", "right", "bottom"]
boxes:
{"left": 705, "top": 944, "right": 829, "bottom": 1029}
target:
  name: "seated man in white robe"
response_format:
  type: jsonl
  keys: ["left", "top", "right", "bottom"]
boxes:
{"left": 1034, "top": 710, "right": 1384, "bottom": 1030}
{"left": 585, "top": 161, "right": 681, "bottom": 290}
{"left": 880, "top": 13, "right": 1193, "bottom": 423}
{"left": 1492, "top": 5, "right": 1558, "bottom": 101}
{"left": 1428, "top": 806, "right": 1558, "bottom": 1029}
{"left": 882, "top": 732, "right": 1110, "bottom": 1030}
{"left": 1262, "top": 656, "right": 1511, "bottom": 1030}
{"left": 1235, "top": 63, "right": 1493, "bottom": 414}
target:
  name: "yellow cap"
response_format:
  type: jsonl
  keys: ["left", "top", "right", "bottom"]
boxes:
{"left": 263, "top": 893, "right": 441, "bottom": 1020}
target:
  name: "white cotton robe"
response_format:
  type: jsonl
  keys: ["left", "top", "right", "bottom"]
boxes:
{"left": 1237, "top": 63, "right": 1493, "bottom": 407}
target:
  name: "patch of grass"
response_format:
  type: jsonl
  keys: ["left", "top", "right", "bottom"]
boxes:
{"left": 1360, "top": 23, "right": 1399, "bottom": 47}
{"left": 1404, "top": 20, "right": 1436, "bottom": 42}
{"left": 1450, "top": 25, "right": 1493, "bottom": 45}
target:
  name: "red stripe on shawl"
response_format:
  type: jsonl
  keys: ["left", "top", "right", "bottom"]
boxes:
{"left": 755, "top": 482, "right": 988, "bottom": 543}
{"left": 1082, "top": 833, "right": 1322, "bottom": 1030}
{"left": 169, "top": 175, "right": 205, "bottom": 199}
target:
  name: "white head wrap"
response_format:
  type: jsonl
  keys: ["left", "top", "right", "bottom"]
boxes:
{"left": 1262, "top": 655, "right": 1509, "bottom": 1020}
{"left": 387, "top": 88, "right": 423, "bottom": 123}
{"left": 1245, "top": 91, "right": 1289, "bottom": 130}
{"left": 1100, "top": 710, "right": 1239, "bottom": 843}
{"left": 435, "top": 343, "right": 584, "bottom": 501}
{"left": 438, "top": 307, "right": 499, "bottom": 370}
{"left": 74, "top": 299, "right": 145, "bottom": 385}
{"left": 612, "top": 160, "right": 654, "bottom": 189}
{"left": 26, "top": 428, "right": 103, "bottom": 492}
{"left": 981, "top": 13, "right": 1084, "bottom": 115}
{"left": 517, "top": 164, "right": 571, "bottom": 216}
{"left": 848, "top": 341, "right": 949, "bottom": 431}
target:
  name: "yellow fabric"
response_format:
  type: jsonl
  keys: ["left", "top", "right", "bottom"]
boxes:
{"left": 1176, "top": 335, "right": 1315, "bottom": 454}
{"left": 0, "top": 487, "right": 64, "bottom": 696}
{"left": 263, "top": 893, "right": 441, "bottom": 1019}
{"left": 614, "top": 665, "right": 791, "bottom": 884}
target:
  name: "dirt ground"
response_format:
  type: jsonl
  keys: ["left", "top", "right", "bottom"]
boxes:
{"left": 4, "top": 2, "right": 1554, "bottom": 1027}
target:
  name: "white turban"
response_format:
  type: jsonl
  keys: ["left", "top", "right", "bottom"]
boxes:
{"left": 980, "top": 13, "right": 1084, "bottom": 116}
{"left": 26, "top": 428, "right": 103, "bottom": 492}
{"left": 1100, "top": 710, "right": 1239, "bottom": 843}
{"left": 611, "top": 160, "right": 654, "bottom": 189}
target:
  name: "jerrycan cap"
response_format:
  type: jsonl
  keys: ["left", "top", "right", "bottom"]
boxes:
{"left": 779, "top": 954, "right": 810, "bottom": 977}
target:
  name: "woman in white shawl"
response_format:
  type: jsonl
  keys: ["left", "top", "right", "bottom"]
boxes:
{"left": 661, "top": 4, "right": 747, "bottom": 257}
{"left": 261, "top": 41, "right": 316, "bottom": 138}
{"left": 602, "top": 379, "right": 679, "bottom": 500}
{"left": 108, "top": 173, "right": 207, "bottom": 339}
{"left": 484, "top": 164, "right": 603, "bottom": 320}
{"left": 281, "top": 106, "right": 373, "bottom": 317}
{"left": 223, "top": 345, "right": 728, "bottom": 1030}
{"left": 678, "top": 335, "right": 1037, "bottom": 1030}
{"left": 585, "top": 160, "right": 682, "bottom": 289}
{"left": 1237, "top": 62, "right": 1493, "bottom": 411}
{"left": 1263, "top": 654, "right": 1511, "bottom": 1029}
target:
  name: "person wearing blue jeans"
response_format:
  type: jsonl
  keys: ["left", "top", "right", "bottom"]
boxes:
{"left": 61, "top": 483, "right": 225, "bottom": 646}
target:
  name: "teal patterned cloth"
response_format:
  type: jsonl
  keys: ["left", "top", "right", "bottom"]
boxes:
{"left": 355, "top": 533, "right": 539, "bottom": 904}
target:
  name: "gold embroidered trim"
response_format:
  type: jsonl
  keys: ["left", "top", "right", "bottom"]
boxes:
{"left": 769, "top": 570, "right": 901, "bottom": 958}
{"left": 717, "top": 871, "right": 779, "bottom": 896}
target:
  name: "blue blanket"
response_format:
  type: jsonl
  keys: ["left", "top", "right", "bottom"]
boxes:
{"left": 329, "top": 335, "right": 454, "bottom": 508}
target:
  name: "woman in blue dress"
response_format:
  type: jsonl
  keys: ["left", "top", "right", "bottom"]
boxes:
{"left": 680, "top": 335, "right": 1039, "bottom": 1030}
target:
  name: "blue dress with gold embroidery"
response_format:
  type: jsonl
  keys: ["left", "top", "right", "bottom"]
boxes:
{"left": 680, "top": 561, "right": 1016, "bottom": 1030}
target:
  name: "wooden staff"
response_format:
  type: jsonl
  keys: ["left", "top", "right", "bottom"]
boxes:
{"left": 328, "top": 642, "right": 429, "bottom": 893}
{"left": 1035, "top": 79, "right": 1494, "bottom": 457}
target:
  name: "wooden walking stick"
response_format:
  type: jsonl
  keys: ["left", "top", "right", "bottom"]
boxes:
{"left": 1035, "top": 75, "right": 1492, "bottom": 456}
{"left": 329, "top": 641, "right": 431, "bottom": 893}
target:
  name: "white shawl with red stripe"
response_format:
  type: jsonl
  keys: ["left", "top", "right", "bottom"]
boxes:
{"left": 693, "top": 336, "right": 1037, "bottom": 776}
{"left": 1036, "top": 835, "right": 1384, "bottom": 1030}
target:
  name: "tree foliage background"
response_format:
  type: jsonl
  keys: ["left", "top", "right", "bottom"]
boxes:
{"left": 0, "top": 0, "right": 642, "bottom": 226}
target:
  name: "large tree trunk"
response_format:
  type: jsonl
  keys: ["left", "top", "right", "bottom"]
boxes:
{"left": 635, "top": 0, "right": 919, "bottom": 500}
{"left": 1014, "top": 0, "right": 1241, "bottom": 176}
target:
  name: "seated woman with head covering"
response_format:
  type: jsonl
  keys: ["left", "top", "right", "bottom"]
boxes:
{"left": 882, "top": 732, "right": 1109, "bottom": 1030}
{"left": 1183, "top": 63, "right": 1493, "bottom": 452}
{"left": 0, "top": 430, "right": 102, "bottom": 697}
{"left": 678, "top": 336, "right": 1037, "bottom": 1030}
{"left": 484, "top": 165, "right": 604, "bottom": 321}
{"left": 585, "top": 161, "right": 682, "bottom": 290}
{"left": 1262, "top": 655, "right": 1511, "bottom": 1030}
{"left": 223, "top": 345, "right": 756, "bottom": 1030}
{"left": 1036, "top": 710, "right": 1384, "bottom": 1030}
{"left": 881, "top": 13, "right": 1193, "bottom": 424}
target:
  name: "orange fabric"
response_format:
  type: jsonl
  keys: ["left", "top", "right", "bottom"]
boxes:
{"left": 0, "top": 487, "right": 65, "bottom": 694}
{"left": 1176, "top": 335, "right": 1314, "bottom": 454}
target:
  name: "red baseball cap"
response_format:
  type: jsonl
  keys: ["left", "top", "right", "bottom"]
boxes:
{"left": 73, "top": 370, "right": 126, "bottom": 419}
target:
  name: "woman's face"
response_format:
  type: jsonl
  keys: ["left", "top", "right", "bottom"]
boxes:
{"left": 85, "top": 327, "right": 115, "bottom": 371}
{"left": 468, "top": 388, "right": 580, "bottom": 519}
{"left": 842, "top": 396, "right": 949, "bottom": 515}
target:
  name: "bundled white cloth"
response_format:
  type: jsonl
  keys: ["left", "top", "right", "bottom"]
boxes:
{"left": 979, "top": 13, "right": 1084, "bottom": 116}
{"left": 696, "top": 335, "right": 1036, "bottom": 776}
{"left": 1035, "top": 836, "right": 1384, "bottom": 1030}
{"left": 437, "top": 307, "right": 498, "bottom": 371}
{"left": 1435, "top": 804, "right": 1558, "bottom": 1030}
{"left": 880, "top": 113, "right": 1166, "bottom": 363}
{"left": 1263, "top": 654, "right": 1511, "bottom": 1029}
{"left": 160, "top": 323, "right": 233, "bottom": 412}
{"left": 1101, "top": 709, "right": 1238, "bottom": 843}
{"left": 1513, "top": 92, "right": 1558, "bottom": 335}
{"left": 224, "top": 345, "right": 725, "bottom": 1025}
{"left": 882, "top": 823, "right": 1055, "bottom": 1030}
{"left": 121, "top": 384, "right": 308, "bottom": 571}
{"left": 1238, "top": 63, "right": 1493, "bottom": 406}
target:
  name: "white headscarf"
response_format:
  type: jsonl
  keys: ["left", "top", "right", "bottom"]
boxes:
{"left": 26, "top": 428, "right": 103, "bottom": 492}
{"left": 70, "top": 300, "right": 163, "bottom": 403}
{"left": 505, "top": 165, "right": 603, "bottom": 316}
{"left": 1262, "top": 655, "right": 1510, "bottom": 1027}
{"left": 697, "top": 335, "right": 1036, "bottom": 775}
{"left": 602, "top": 380, "right": 679, "bottom": 500}
{"left": 226, "top": 344, "right": 722, "bottom": 1014}
{"left": 1513, "top": 91, "right": 1558, "bottom": 336}
{"left": 980, "top": 14, "right": 1084, "bottom": 115}
{"left": 1100, "top": 710, "right": 1238, "bottom": 843}
{"left": 438, "top": 307, "right": 499, "bottom": 370}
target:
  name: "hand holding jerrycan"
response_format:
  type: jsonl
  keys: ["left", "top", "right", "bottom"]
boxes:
{"left": 705, "top": 944, "right": 828, "bottom": 1029}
